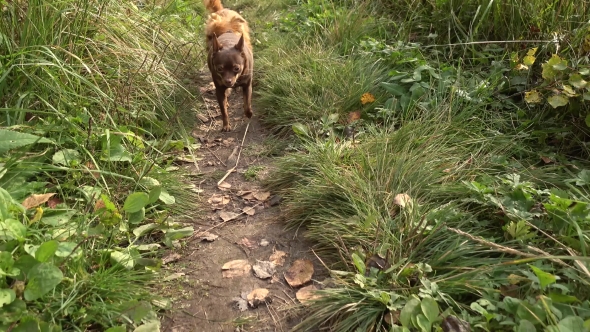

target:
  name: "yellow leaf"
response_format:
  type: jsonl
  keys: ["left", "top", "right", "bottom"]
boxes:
{"left": 526, "top": 47, "right": 538, "bottom": 57}
{"left": 30, "top": 207, "right": 43, "bottom": 224}
{"left": 515, "top": 63, "right": 529, "bottom": 71}
{"left": 360, "top": 92, "right": 376, "bottom": 105}
{"left": 562, "top": 85, "right": 577, "bottom": 97}
{"left": 523, "top": 55, "right": 536, "bottom": 66}
{"left": 524, "top": 90, "right": 542, "bottom": 104}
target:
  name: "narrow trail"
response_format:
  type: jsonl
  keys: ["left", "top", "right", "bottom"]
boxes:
{"left": 161, "top": 69, "right": 325, "bottom": 332}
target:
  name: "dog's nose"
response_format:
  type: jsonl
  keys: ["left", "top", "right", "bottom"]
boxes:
{"left": 225, "top": 79, "right": 233, "bottom": 86}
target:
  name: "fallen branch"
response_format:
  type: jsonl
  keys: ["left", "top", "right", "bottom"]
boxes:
{"left": 217, "top": 121, "right": 250, "bottom": 185}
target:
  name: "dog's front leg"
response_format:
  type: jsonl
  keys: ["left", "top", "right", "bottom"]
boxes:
{"left": 215, "top": 86, "right": 231, "bottom": 132}
{"left": 242, "top": 82, "right": 253, "bottom": 119}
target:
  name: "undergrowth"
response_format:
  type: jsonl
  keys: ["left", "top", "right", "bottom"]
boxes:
{"left": 0, "top": 0, "right": 205, "bottom": 330}
{"left": 247, "top": 0, "right": 590, "bottom": 330}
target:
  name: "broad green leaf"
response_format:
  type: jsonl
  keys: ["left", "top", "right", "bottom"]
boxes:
{"left": 14, "top": 255, "right": 39, "bottom": 275}
{"left": 351, "top": 253, "right": 365, "bottom": 274}
{"left": 147, "top": 186, "right": 161, "bottom": 205}
{"left": 517, "top": 320, "right": 537, "bottom": 332}
{"left": 55, "top": 242, "right": 80, "bottom": 258}
{"left": 400, "top": 297, "right": 421, "bottom": 327}
{"left": 3, "top": 219, "right": 26, "bottom": 241}
{"left": 35, "top": 240, "right": 59, "bottom": 262}
{"left": 128, "top": 208, "right": 145, "bottom": 224}
{"left": 562, "top": 85, "right": 577, "bottom": 97}
{"left": 133, "top": 223, "right": 159, "bottom": 238}
{"left": 105, "top": 326, "right": 126, "bottom": 332}
{"left": 517, "top": 301, "right": 546, "bottom": 324}
{"left": 557, "top": 316, "right": 585, "bottom": 332}
{"left": 569, "top": 74, "right": 588, "bottom": 89}
{"left": 380, "top": 82, "right": 406, "bottom": 96}
{"left": 584, "top": 92, "right": 590, "bottom": 101}
{"left": 133, "top": 320, "right": 160, "bottom": 332}
{"left": 110, "top": 250, "right": 135, "bottom": 269}
{"left": 123, "top": 192, "right": 149, "bottom": 213}
{"left": 416, "top": 314, "right": 431, "bottom": 332}
{"left": 101, "top": 133, "right": 132, "bottom": 162}
{"left": 41, "top": 210, "right": 76, "bottom": 226}
{"left": 0, "top": 298, "right": 26, "bottom": 324}
{"left": 52, "top": 149, "right": 80, "bottom": 166}
{"left": 292, "top": 123, "right": 310, "bottom": 137}
{"left": 547, "top": 95, "right": 569, "bottom": 108}
{"left": 326, "top": 113, "right": 339, "bottom": 125}
{"left": 13, "top": 320, "right": 39, "bottom": 332}
{"left": 529, "top": 265, "right": 557, "bottom": 290}
{"left": 524, "top": 90, "right": 542, "bottom": 104}
{"left": 159, "top": 189, "right": 175, "bottom": 205}
{"left": 0, "top": 289, "right": 15, "bottom": 307}
{"left": 0, "top": 129, "right": 54, "bottom": 155}
{"left": 420, "top": 297, "right": 439, "bottom": 322}
{"left": 542, "top": 55, "right": 567, "bottom": 80}
{"left": 0, "top": 188, "right": 11, "bottom": 221}
{"left": 548, "top": 292, "right": 579, "bottom": 304}
{"left": 24, "top": 263, "right": 64, "bottom": 301}
{"left": 164, "top": 227, "right": 194, "bottom": 244}
{"left": 139, "top": 177, "right": 160, "bottom": 188}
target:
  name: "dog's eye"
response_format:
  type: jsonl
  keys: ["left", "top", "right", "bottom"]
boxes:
{"left": 233, "top": 66, "right": 240, "bottom": 73}
{"left": 216, "top": 66, "right": 223, "bottom": 72}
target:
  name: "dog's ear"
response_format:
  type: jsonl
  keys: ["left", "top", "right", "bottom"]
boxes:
{"left": 234, "top": 35, "right": 244, "bottom": 52}
{"left": 212, "top": 33, "right": 221, "bottom": 52}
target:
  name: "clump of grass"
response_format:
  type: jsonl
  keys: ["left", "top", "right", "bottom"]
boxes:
{"left": 0, "top": 0, "right": 204, "bottom": 329}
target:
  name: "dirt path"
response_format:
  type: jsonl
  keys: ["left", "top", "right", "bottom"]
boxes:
{"left": 160, "top": 69, "right": 325, "bottom": 332}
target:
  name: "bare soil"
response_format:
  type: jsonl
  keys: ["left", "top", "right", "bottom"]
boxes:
{"left": 160, "top": 69, "right": 325, "bottom": 332}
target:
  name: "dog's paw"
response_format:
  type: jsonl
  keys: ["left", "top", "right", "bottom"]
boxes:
{"left": 222, "top": 124, "right": 232, "bottom": 132}
{"left": 244, "top": 109, "right": 253, "bottom": 119}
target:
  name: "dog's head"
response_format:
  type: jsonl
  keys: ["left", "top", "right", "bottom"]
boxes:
{"left": 210, "top": 34, "right": 247, "bottom": 88}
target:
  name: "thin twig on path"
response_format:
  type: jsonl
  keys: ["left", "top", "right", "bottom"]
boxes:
{"left": 217, "top": 121, "right": 250, "bottom": 185}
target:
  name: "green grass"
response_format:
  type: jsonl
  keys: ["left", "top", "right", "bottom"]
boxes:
{"left": 0, "top": 0, "right": 205, "bottom": 330}
{"left": 248, "top": 0, "right": 590, "bottom": 330}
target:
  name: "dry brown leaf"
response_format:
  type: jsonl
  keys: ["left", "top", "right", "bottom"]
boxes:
{"left": 541, "top": 156, "right": 553, "bottom": 164}
{"left": 94, "top": 199, "right": 106, "bottom": 212}
{"left": 253, "top": 191, "right": 271, "bottom": 202}
{"left": 347, "top": 110, "right": 361, "bottom": 124}
{"left": 393, "top": 193, "right": 412, "bottom": 208}
{"left": 296, "top": 285, "right": 321, "bottom": 305}
{"left": 222, "top": 259, "right": 251, "bottom": 278}
{"left": 247, "top": 288, "right": 271, "bottom": 308}
{"left": 284, "top": 259, "right": 314, "bottom": 287}
{"left": 196, "top": 231, "right": 218, "bottom": 242}
{"left": 218, "top": 181, "right": 232, "bottom": 190}
{"left": 219, "top": 211, "right": 240, "bottom": 222}
{"left": 384, "top": 311, "right": 400, "bottom": 326}
{"left": 47, "top": 196, "right": 62, "bottom": 209}
{"left": 208, "top": 194, "right": 230, "bottom": 210}
{"left": 243, "top": 206, "right": 256, "bottom": 216}
{"left": 269, "top": 250, "right": 287, "bottom": 266}
{"left": 22, "top": 193, "right": 56, "bottom": 210}
{"left": 252, "top": 260, "right": 276, "bottom": 279}
{"left": 162, "top": 253, "right": 182, "bottom": 265}
{"left": 239, "top": 237, "right": 258, "bottom": 250}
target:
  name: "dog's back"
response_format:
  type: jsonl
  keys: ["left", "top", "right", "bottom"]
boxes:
{"left": 203, "top": 0, "right": 251, "bottom": 49}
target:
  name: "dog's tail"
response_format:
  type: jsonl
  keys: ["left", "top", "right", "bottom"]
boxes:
{"left": 203, "top": 0, "right": 223, "bottom": 12}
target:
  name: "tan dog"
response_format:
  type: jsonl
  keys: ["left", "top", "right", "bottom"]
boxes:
{"left": 204, "top": 0, "right": 253, "bottom": 132}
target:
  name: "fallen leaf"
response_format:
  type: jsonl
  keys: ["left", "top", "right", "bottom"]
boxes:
{"left": 541, "top": 156, "right": 553, "bottom": 164}
{"left": 269, "top": 250, "right": 287, "bottom": 266}
{"left": 296, "top": 285, "right": 321, "bottom": 305}
{"left": 218, "top": 181, "right": 232, "bottom": 190}
{"left": 247, "top": 288, "right": 271, "bottom": 308}
{"left": 253, "top": 191, "right": 271, "bottom": 202}
{"left": 347, "top": 110, "right": 361, "bottom": 124}
{"left": 47, "top": 196, "right": 62, "bottom": 209}
{"left": 500, "top": 284, "right": 519, "bottom": 298}
{"left": 196, "top": 231, "right": 218, "bottom": 242}
{"left": 384, "top": 310, "right": 400, "bottom": 326}
{"left": 222, "top": 259, "right": 251, "bottom": 278}
{"left": 22, "top": 193, "right": 56, "bottom": 210}
{"left": 243, "top": 206, "right": 256, "bottom": 216}
{"left": 252, "top": 260, "right": 276, "bottom": 279}
{"left": 232, "top": 297, "right": 248, "bottom": 312}
{"left": 239, "top": 237, "right": 258, "bottom": 250}
{"left": 163, "top": 272, "right": 185, "bottom": 281}
{"left": 208, "top": 194, "right": 230, "bottom": 210}
{"left": 284, "top": 259, "right": 314, "bottom": 287}
{"left": 259, "top": 239, "right": 269, "bottom": 247}
{"left": 360, "top": 92, "right": 376, "bottom": 105}
{"left": 393, "top": 193, "right": 412, "bottom": 208}
{"left": 219, "top": 211, "right": 240, "bottom": 222}
{"left": 162, "top": 253, "right": 182, "bottom": 265}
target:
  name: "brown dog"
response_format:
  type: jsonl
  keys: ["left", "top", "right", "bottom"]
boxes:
{"left": 203, "top": 0, "right": 253, "bottom": 132}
